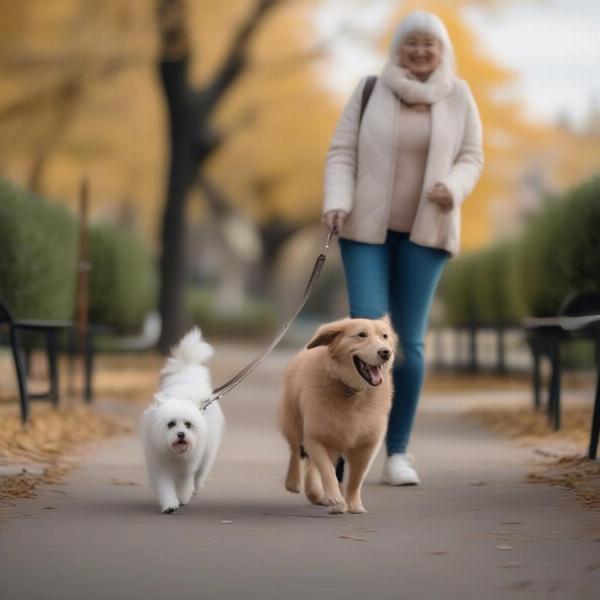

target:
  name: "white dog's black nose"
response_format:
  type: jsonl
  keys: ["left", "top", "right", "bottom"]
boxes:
{"left": 177, "top": 431, "right": 186, "bottom": 440}
{"left": 378, "top": 348, "right": 391, "bottom": 361}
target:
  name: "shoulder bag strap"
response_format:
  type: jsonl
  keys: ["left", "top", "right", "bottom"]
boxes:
{"left": 359, "top": 76, "right": 377, "bottom": 126}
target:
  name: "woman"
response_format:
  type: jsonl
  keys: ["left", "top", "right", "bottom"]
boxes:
{"left": 322, "top": 11, "right": 483, "bottom": 485}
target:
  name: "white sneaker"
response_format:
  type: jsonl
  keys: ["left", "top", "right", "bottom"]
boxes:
{"left": 382, "top": 453, "right": 421, "bottom": 486}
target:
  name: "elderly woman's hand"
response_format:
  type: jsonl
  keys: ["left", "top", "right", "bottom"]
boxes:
{"left": 323, "top": 210, "right": 348, "bottom": 234}
{"left": 426, "top": 183, "right": 454, "bottom": 212}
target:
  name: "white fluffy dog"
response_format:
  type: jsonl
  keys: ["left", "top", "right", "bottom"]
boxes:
{"left": 142, "top": 327, "right": 224, "bottom": 513}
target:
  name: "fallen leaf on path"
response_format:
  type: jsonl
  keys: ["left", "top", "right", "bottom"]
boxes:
{"left": 0, "top": 404, "right": 128, "bottom": 499}
{"left": 534, "top": 448, "right": 560, "bottom": 458}
{"left": 470, "top": 480, "right": 487, "bottom": 486}
{"left": 221, "top": 520, "right": 233, "bottom": 524}
{"left": 497, "top": 545, "right": 514, "bottom": 550}
{"left": 109, "top": 479, "right": 140, "bottom": 486}
{"left": 339, "top": 535, "right": 368, "bottom": 542}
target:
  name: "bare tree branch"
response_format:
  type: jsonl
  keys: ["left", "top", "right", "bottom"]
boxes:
{"left": 199, "top": 0, "right": 282, "bottom": 120}
{"left": 0, "top": 54, "right": 143, "bottom": 123}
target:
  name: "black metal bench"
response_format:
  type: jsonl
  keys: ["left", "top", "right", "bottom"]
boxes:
{"left": 523, "top": 291, "right": 600, "bottom": 459}
{"left": 0, "top": 299, "right": 74, "bottom": 423}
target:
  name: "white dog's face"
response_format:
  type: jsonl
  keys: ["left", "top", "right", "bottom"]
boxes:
{"left": 145, "top": 398, "right": 207, "bottom": 458}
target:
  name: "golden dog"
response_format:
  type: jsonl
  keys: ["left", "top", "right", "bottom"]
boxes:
{"left": 279, "top": 316, "right": 398, "bottom": 514}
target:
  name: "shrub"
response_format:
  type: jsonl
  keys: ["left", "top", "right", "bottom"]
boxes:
{"left": 559, "top": 176, "right": 600, "bottom": 295}
{"left": 439, "top": 176, "right": 600, "bottom": 325}
{"left": 514, "top": 195, "right": 572, "bottom": 317}
{"left": 0, "top": 178, "right": 78, "bottom": 319}
{"left": 439, "top": 252, "right": 479, "bottom": 326}
{"left": 472, "top": 241, "right": 519, "bottom": 326}
{"left": 89, "top": 223, "right": 158, "bottom": 332}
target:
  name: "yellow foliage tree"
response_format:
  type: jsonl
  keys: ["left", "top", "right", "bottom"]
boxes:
{"left": 0, "top": 0, "right": 163, "bottom": 240}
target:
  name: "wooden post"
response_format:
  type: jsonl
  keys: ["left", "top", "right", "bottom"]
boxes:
{"left": 75, "top": 178, "right": 91, "bottom": 401}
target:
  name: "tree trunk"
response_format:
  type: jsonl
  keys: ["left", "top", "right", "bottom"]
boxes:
{"left": 156, "top": 0, "right": 280, "bottom": 352}
{"left": 157, "top": 55, "right": 195, "bottom": 352}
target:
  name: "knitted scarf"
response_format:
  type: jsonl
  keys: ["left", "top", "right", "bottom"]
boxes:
{"left": 380, "top": 62, "right": 455, "bottom": 105}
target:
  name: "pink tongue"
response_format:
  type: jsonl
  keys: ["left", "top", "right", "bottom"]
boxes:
{"left": 368, "top": 365, "right": 382, "bottom": 386}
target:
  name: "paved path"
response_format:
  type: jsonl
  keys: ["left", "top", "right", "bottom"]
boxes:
{"left": 1, "top": 345, "right": 600, "bottom": 600}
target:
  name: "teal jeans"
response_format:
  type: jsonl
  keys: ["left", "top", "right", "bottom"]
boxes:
{"left": 339, "top": 231, "right": 449, "bottom": 455}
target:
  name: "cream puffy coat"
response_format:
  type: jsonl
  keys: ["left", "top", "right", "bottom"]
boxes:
{"left": 323, "top": 76, "right": 483, "bottom": 256}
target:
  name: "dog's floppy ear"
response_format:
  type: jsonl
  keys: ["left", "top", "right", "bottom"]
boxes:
{"left": 306, "top": 319, "right": 348, "bottom": 349}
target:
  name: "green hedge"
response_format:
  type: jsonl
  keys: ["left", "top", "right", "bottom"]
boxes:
{"left": 0, "top": 179, "right": 78, "bottom": 319}
{"left": 472, "top": 241, "right": 516, "bottom": 326}
{"left": 438, "top": 252, "right": 479, "bottom": 326}
{"left": 0, "top": 178, "right": 157, "bottom": 331}
{"left": 558, "top": 177, "right": 600, "bottom": 297}
{"left": 439, "top": 176, "right": 600, "bottom": 325}
{"left": 89, "top": 223, "right": 158, "bottom": 332}
{"left": 513, "top": 196, "right": 572, "bottom": 317}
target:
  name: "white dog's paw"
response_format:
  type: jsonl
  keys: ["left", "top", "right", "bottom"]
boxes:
{"left": 162, "top": 503, "right": 180, "bottom": 514}
{"left": 329, "top": 500, "right": 348, "bottom": 515}
{"left": 178, "top": 489, "right": 194, "bottom": 506}
{"left": 193, "top": 480, "right": 205, "bottom": 495}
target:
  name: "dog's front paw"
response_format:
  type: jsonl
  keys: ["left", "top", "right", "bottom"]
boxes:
{"left": 306, "top": 490, "right": 324, "bottom": 505}
{"left": 329, "top": 500, "right": 348, "bottom": 515}
{"left": 179, "top": 488, "right": 194, "bottom": 506}
{"left": 285, "top": 479, "right": 301, "bottom": 494}
{"left": 347, "top": 502, "right": 367, "bottom": 514}
{"left": 161, "top": 504, "right": 179, "bottom": 514}
{"left": 321, "top": 491, "right": 345, "bottom": 507}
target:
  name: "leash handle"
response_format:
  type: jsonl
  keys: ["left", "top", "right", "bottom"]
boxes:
{"left": 203, "top": 231, "right": 335, "bottom": 410}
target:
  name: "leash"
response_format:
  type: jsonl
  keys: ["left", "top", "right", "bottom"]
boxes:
{"left": 201, "top": 230, "right": 334, "bottom": 411}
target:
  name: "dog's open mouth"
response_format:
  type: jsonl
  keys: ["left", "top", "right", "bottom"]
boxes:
{"left": 353, "top": 356, "right": 383, "bottom": 386}
{"left": 172, "top": 440, "right": 189, "bottom": 454}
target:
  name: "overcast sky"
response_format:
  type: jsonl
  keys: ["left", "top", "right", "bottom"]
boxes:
{"left": 314, "top": 0, "right": 600, "bottom": 130}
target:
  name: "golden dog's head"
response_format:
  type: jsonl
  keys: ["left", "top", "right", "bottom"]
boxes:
{"left": 306, "top": 316, "right": 399, "bottom": 388}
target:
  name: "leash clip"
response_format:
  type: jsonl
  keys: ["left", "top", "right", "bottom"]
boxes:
{"left": 200, "top": 393, "right": 220, "bottom": 412}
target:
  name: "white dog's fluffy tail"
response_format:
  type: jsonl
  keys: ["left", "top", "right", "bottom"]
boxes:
{"left": 162, "top": 327, "right": 214, "bottom": 376}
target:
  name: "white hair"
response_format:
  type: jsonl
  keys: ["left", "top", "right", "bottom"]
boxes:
{"left": 389, "top": 11, "right": 456, "bottom": 72}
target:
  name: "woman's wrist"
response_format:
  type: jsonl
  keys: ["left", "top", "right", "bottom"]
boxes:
{"left": 323, "top": 210, "right": 348, "bottom": 234}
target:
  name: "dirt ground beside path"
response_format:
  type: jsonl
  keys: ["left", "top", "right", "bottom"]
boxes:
{"left": 469, "top": 405, "right": 600, "bottom": 510}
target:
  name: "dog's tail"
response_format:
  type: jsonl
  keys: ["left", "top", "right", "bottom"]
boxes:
{"left": 167, "top": 327, "right": 214, "bottom": 368}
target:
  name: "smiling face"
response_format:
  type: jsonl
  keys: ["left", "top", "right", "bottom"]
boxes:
{"left": 398, "top": 30, "right": 442, "bottom": 80}
{"left": 145, "top": 398, "right": 207, "bottom": 457}
{"left": 306, "top": 316, "right": 399, "bottom": 389}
